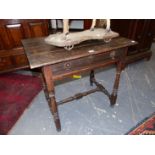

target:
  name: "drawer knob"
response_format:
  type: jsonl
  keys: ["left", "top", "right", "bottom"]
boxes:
{"left": 64, "top": 62, "right": 71, "bottom": 70}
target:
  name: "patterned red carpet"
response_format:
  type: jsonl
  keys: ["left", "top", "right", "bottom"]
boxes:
{"left": 0, "top": 73, "right": 42, "bottom": 134}
{"left": 127, "top": 112, "right": 155, "bottom": 135}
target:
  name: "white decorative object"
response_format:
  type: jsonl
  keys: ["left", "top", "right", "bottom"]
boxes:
{"left": 45, "top": 19, "right": 119, "bottom": 50}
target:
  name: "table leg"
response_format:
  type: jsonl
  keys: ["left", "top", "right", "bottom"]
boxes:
{"left": 39, "top": 74, "right": 50, "bottom": 103}
{"left": 42, "top": 65, "right": 61, "bottom": 131}
{"left": 90, "top": 70, "right": 95, "bottom": 86}
{"left": 110, "top": 62, "right": 122, "bottom": 106}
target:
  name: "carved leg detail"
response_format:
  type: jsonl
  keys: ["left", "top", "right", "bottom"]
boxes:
{"left": 42, "top": 65, "right": 61, "bottom": 131}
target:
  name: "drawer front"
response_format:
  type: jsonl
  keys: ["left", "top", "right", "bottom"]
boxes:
{"left": 52, "top": 48, "right": 124, "bottom": 75}
{"left": 0, "top": 56, "right": 13, "bottom": 71}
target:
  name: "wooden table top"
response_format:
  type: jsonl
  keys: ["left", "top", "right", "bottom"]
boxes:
{"left": 22, "top": 37, "right": 137, "bottom": 69}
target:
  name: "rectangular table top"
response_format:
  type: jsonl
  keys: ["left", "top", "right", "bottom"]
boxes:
{"left": 22, "top": 37, "right": 137, "bottom": 69}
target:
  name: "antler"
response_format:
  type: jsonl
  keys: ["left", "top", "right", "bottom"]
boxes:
{"left": 90, "top": 19, "right": 110, "bottom": 31}
{"left": 106, "top": 19, "right": 111, "bottom": 31}
{"left": 63, "top": 19, "right": 69, "bottom": 35}
{"left": 90, "top": 19, "right": 96, "bottom": 30}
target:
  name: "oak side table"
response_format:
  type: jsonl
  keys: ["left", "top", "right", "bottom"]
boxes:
{"left": 22, "top": 37, "right": 137, "bottom": 131}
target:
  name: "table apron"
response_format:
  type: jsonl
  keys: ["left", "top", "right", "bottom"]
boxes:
{"left": 51, "top": 48, "right": 125, "bottom": 81}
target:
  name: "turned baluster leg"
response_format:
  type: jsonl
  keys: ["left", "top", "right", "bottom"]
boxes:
{"left": 90, "top": 70, "right": 95, "bottom": 86}
{"left": 110, "top": 62, "right": 122, "bottom": 106}
{"left": 42, "top": 65, "right": 61, "bottom": 131}
{"left": 39, "top": 74, "right": 50, "bottom": 103}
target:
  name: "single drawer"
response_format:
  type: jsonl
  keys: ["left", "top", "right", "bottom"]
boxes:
{"left": 52, "top": 48, "right": 124, "bottom": 76}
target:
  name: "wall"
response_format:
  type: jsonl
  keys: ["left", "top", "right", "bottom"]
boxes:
{"left": 51, "top": 19, "right": 84, "bottom": 29}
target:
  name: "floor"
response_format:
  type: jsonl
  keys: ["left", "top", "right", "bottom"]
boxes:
{"left": 9, "top": 44, "right": 155, "bottom": 135}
